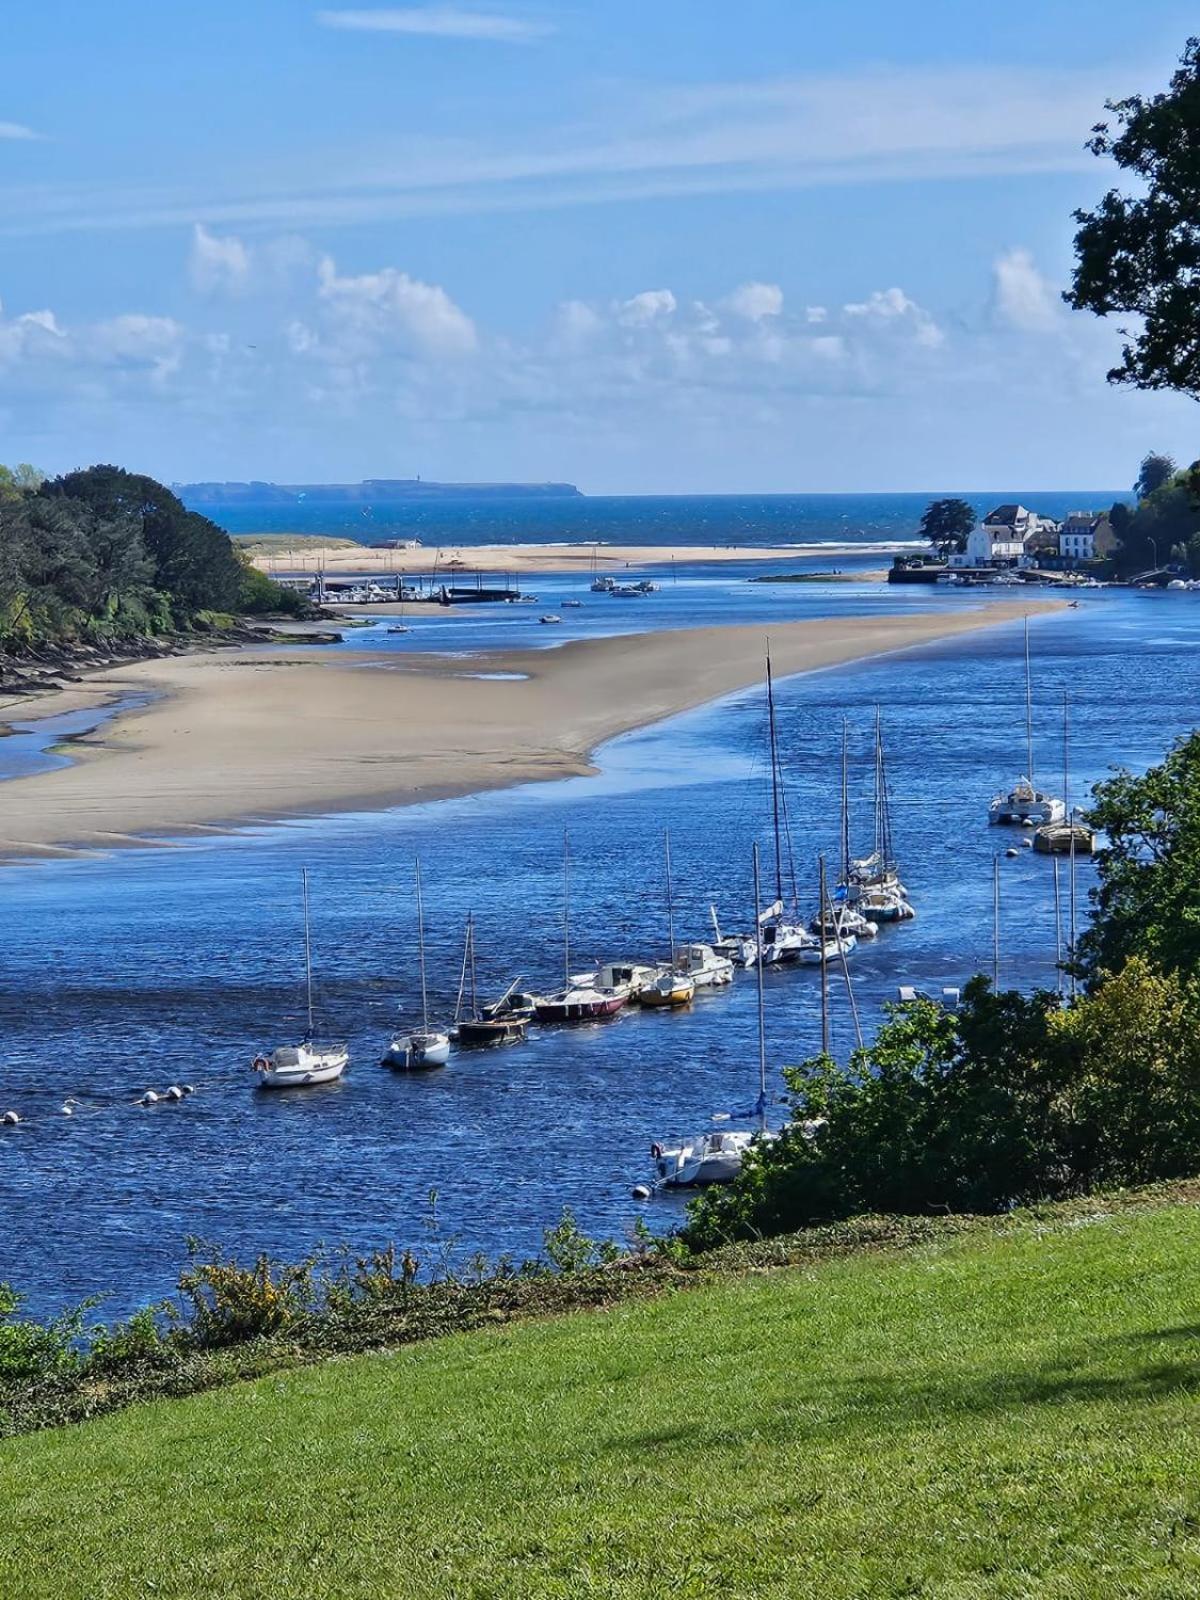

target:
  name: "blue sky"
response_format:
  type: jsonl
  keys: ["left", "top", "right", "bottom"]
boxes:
{"left": 1, "top": 1, "right": 1197, "bottom": 491}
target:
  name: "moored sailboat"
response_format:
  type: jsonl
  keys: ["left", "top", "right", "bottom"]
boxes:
{"left": 533, "top": 833, "right": 631, "bottom": 1023}
{"left": 253, "top": 869, "right": 349, "bottom": 1090}
{"left": 637, "top": 833, "right": 695, "bottom": 1008}
{"left": 990, "top": 619, "right": 1066, "bottom": 826}
{"left": 383, "top": 859, "right": 451, "bottom": 1069}
{"left": 452, "top": 915, "right": 528, "bottom": 1045}
{"left": 846, "top": 709, "right": 915, "bottom": 922}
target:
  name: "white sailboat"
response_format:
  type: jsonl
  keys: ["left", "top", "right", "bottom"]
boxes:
{"left": 847, "top": 709, "right": 915, "bottom": 922}
{"left": 650, "top": 842, "right": 774, "bottom": 1188}
{"left": 637, "top": 832, "right": 696, "bottom": 1008}
{"left": 813, "top": 721, "right": 880, "bottom": 941}
{"left": 252, "top": 869, "right": 349, "bottom": 1090}
{"left": 989, "top": 619, "right": 1066, "bottom": 826}
{"left": 383, "top": 859, "right": 452, "bottom": 1070}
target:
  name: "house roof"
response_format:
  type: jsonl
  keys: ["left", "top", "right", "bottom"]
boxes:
{"left": 983, "top": 503, "right": 1027, "bottom": 524}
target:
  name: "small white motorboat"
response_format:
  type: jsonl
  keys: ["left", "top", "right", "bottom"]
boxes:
{"left": 539, "top": 614, "right": 562, "bottom": 625}
{"left": 653, "top": 1127, "right": 757, "bottom": 1186}
{"left": 674, "top": 942, "right": 735, "bottom": 988}
{"left": 563, "top": 598, "right": 583, "bottom": 608}
{"left": 637, "top": 968, "right": 695, "bottom": 1008}
{"left": 796, "top": 931, "right": 857, "bottom": 966}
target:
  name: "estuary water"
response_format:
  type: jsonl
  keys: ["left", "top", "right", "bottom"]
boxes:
{"left": 1, "top": 574, "right": 1197, "bottom": 1317}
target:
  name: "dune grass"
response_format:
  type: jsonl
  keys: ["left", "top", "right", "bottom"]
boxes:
{"left": 3, "top": 1199, "right": 1200, "bottom": 1598}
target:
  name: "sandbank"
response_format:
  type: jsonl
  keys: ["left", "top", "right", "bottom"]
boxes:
{"left": 0, "top": 601, "right": 1062, "bottom": 861}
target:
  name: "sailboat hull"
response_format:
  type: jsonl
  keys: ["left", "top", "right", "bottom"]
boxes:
{"left": 534, "top": 992, "right": 627, "bottom": 1023}
{"left": 383, "top": 1032, "right": 451, "bottom": 1070}
{"left": 255, "top": 1047, "right": 349, "bottom": 1090}
{"left": 454, "top": 1018, "right": 527, "bottom": 1045}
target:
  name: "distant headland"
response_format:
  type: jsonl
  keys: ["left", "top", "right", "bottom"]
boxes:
{"left": 176, "top": 478, "right": 584, "bottom": 504}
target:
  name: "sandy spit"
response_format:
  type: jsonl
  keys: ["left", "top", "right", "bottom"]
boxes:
{"left": 0, "top": 601, "right": 1062, "bottom": 860}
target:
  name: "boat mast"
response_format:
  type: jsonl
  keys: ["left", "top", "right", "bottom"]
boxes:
{"left": 840, "top": 718, "right": 851, "bottom": 885}
{"left": 1053, "top": 857, "right": 1063, "bottom": 996}
{"left": 301, "top": 866, "right": 314, "bottom": 1039}
{"left": 664, "top": 829, "right": 677, "bottom": 965}
{"left": 1024, "top": 617, "right": 1035, "bottom": 785}
{"left": 765, "top": 651, "right": 785, "bottom": 907}
{"left": 873, "top": 706, "right": 895, "bottom": 872}
{"left": 992, "top": 854, "right": 1001, "bottom": 990}
{"left": 468, "top": 912, "right": 479, "bottom": 1020}
{"left": 562, "top": 829, "right": 571, "bottom": 989}
{"left": 752, "top": 841, "right": 768, "bottom": 1133}
{"left": 818, "top": 854, "right": 830, "bottom": 1056}
{"left": 1065, "top": 690, "right": 1078, "bottom": 1001}
{"left": 415, "top": 858, "right": 431, "bottom": 1031}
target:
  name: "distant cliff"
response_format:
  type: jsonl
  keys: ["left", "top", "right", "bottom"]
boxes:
{"left": 177, "top": 478, "right": 584, "bottom": 505}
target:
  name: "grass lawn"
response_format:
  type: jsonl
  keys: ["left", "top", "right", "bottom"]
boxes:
{"left": 3, "top": 1201, "right": 1200, "bottom": 1598}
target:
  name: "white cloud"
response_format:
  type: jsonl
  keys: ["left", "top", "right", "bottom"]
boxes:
{"left": 727, "top": 282, "right": 784, "bottom": 321}
{"left": 315, "top": 7, "right": 551, "bottom": 41}
{"left": 993, "top": 246, "right": 1060, "bottom": 332}
{"left": 805, "top": 305, "right": 827, "bottom": 324}
{"left": 0, "top": 121, "right": 39, "bottom": 141}
{"left": 315, "top": 255, "right": 478, "bottom": 355}
{"left": 843, "top": 286, "right": 944, "bottom": 347}
{"left": 618, "top": 289, "right": 677, "bottom": 327}
{"left": 189, "top": 224, "right": 251, "bottom": 295}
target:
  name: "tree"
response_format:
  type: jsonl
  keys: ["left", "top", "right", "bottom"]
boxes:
{"left": 1065, "top": 38, "right": 1200, "bottom": 399}
{"left": 918, "top": 498, "right": 975, "bottom": 558}
{"left": 1078, "top": 731, "right": 1200, "bottom": 985}
{"left": 1135, "top": 452, "right": 1177, "bottom": 502}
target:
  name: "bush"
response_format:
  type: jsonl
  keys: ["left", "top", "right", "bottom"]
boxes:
{"left": 175, "top": 1242, "right": 320, "bottom": 1347}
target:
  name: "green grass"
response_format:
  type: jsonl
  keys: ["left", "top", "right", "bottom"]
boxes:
{"left": 4, "top": 1199, "right": 1200, "bottom": 1598}
{"left": 233, "top": 534, "right": 362, "bottom": 555}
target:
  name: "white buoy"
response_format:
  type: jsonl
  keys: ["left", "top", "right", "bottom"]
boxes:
{"left": 165, "top": 1086, "right": 184, "bottom": 1101}
{"left": 180, "top": 1084, "right": 196, "bottom": 1096}
{"left": 1021, "top": 837, "right": 1034, "bottom": 849}
{"left": 631, "top": 1183, "right": 652, "bottom": 1200}
{"left": 61, "top": 1098, "right": 77, "bottom": 1116}
{"left": 139, "top": 1091, "right": 159, "bottom": 1107}
{"left": 1005, "top": 847, "right": 1019, "bottom": 859}
{"left": 2, "top": 1110, "right": 21, "bottom": 1125}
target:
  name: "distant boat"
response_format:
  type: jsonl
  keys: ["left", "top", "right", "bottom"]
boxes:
{"left": 253, "top": 869, "right": 349, "bottom": 1090}
{"left": 383, "top": 859, "right": 451, "bottom": 1069}
{"left": 1034, "top": 692, "right": 1095, "bottom": 855}
{"left": 589, "top": 547, "right": 614, "bottom": 592}
{"left": 539, "top": 614, "right": 562, "bottom": 625}
{"left": 452, "top": 914, "right": 528, "bottom": 1046}
{"left": 989, "top": 619, "right": 1066, "bottom": 826}
{"left": 563, "top": 598, "right": 583, "bottom": 608}
{"left": 675, "top": 941, "right": 734, "bottom": 989}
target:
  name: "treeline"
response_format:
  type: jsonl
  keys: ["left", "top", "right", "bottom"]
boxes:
{"left": 686, "top": 733, "right": 1200, "bottom": 1249}
{"left": 0, "top": 463, "right": 306, "bottom": 650}
{"left": 1108, "top": 452, "right": 1200, "bottom": 576}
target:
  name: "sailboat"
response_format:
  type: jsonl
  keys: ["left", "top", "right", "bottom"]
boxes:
{"left": 811, "top": 720, "right": 880, "bottom": 942}
{"left": 638, "top": 832, "right": 696, "bottom": 1007}
{"left": 649, "top": 843, "right": 773, "bottom": 1187}
{"left": 754, "top": 653, "right": 823, "bottom": 964}
{"left": 589, "top": 546, "right": 614, "bottom": 592}
{"left": 452, "top": 914, "right": 528, "bottom": 1045}
{"left": 846, "top": 709, "right": 915, "bottom": 922}
{"left": 382, "top": 859, "right": 452, "bottom": 1069}
{"left": 1034, "top": 692, "right": 1095, "bottom": 855}
{"left": 989, "top": 618, "right": 1066, "bottom": 826}
{"left": 252, "top": 869, "right": 349, "bottom": 1089}
{"left": 534, "top": 833, "right": 629, "bottom": 1022}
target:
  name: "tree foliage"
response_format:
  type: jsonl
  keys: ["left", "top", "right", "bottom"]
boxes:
{"left": 1105, "top": 462, "right": 1200, "bottom": 575}
{"left": 1065, "top": 38, "right": 1200, "bottom": 399}
{"left": 0, "top": 462, "right": 305, "bottom": 648}
{"left": 918, "top": 497, "right": 975, "bottom": 558}
{"left": 685, "top": 962, "right": 1200, "bottom": 1249}
{"left": 1135, "top": 451, "right": 1177, "bottom": 502}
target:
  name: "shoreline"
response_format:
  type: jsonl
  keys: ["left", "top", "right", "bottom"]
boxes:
{"left": 0, "top": 601, "right": 1064, "bottom": 862}
{"left": 249, "top": 539, "right": 918, "bottom": 578}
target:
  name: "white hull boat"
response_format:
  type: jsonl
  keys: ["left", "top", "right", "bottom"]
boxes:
{"left": 675, "top": 942, "right": 735, "bottom": 988}
{"left": 383, "top": 1030, "right": 451, "bottom": 1070}
{"left": 254, "top": 1043, "right": 348, "bottom": 1090}
{"left": 797, "top": 932, "right": 857, "bottom": 965}
{"left": 653, "top": 1128, "right": 757, "bottom": 1186}
{"left": 989, "top": 782, "right": 1067, "bottom": 827}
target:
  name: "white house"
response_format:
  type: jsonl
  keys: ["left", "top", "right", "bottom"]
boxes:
{"left": 1057, "top": 511, "right": 1112, "bottom": 565}
{"left": 950, "top": 504, "right": 1058, "bottom": 569}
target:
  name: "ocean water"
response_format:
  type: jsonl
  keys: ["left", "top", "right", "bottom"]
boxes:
{"left": 197, "top": 491, "right": 1125, "bottom": 548}
{"left": 1, "top": 580, "right": 1198, "bottom": 1317}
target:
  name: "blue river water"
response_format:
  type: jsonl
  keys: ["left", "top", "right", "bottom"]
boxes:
{"left": 0, "top": 573, "right": 1197, "bottom": 1318}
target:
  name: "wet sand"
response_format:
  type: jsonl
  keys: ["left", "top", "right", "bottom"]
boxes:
{"left": 0, "top": 601, "right": 1063, "bottom": 860}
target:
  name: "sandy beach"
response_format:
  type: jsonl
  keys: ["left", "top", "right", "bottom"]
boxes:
{"left": 0, "top": 601, "right": 1061, "bottom": 860}
{"left": 249, "top": 539, "right": 910, "bottom": 578}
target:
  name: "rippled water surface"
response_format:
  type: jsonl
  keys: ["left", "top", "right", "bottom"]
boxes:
{"left": 1, "top": 582, "right": 1197, "bottom": 1315}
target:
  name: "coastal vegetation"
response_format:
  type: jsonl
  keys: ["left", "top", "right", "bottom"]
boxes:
{"left": 686, "top": 734, "right": 1200, "bottom": 1247}
{"left": 2, "top": 1187, "right": 1198, "bottom": 1596}
{"left": 0, "top": 464, "right": 307, "bottom": 652}
{"left": 918, "top": 496, "right": 975, "bottom": 558}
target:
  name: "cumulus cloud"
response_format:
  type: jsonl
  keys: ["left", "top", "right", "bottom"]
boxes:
{"left": 189, "top": 225, "right": 251, "bottom": 295}
{"left": 315, "top": 8, "right": 551, "bottom": 41}
{"left": 843, "top": 286, "right": 943, "bottom": 347}
{"left": 0, "top": 121, "right": 39, "bottom": 141}
{"left": 993, "top": 246, "right": 1060, "bottom": 332}
{"left": 315, "top": 255, "right": 478, "bottom": 355}
{"left": 618, "top": 289, "right": 677, "bottom": 327}
{"left": 726, "top": 282, "right": 784, "bottom": 321}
